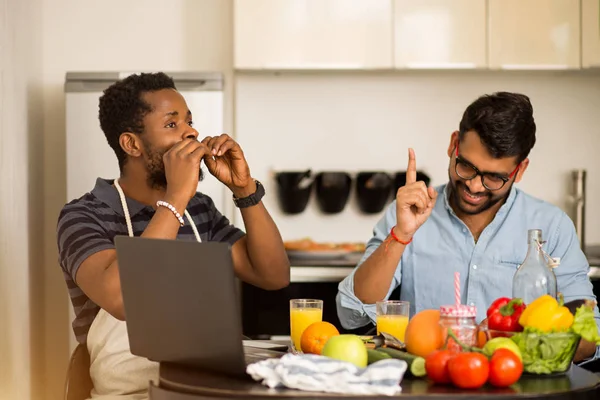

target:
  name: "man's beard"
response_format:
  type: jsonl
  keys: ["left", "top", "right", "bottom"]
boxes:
{"left": 448, "top": 173, "right": 510, "bottom": 215}
{"left": 144, "top": 143, "right": 204, "bottom": 190}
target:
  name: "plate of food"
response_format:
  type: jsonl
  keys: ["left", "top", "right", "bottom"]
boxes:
{"left": 284, "top": 238, "right": 366, "bottom": 260}
{"left": 286, "top": 249, "right": 351, "bottom": 260}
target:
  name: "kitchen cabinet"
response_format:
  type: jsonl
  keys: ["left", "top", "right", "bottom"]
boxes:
{"left": 234, "top": 0, "right": 392, "bottom": 69}
{"left": 582, "top": 0, "right": 600, "bottom": 68}
{"left": 488, "top": 0, "right": 581, "bottom": 69}
{"left": 393, "top": 0, "right": 486, "bottom": 69}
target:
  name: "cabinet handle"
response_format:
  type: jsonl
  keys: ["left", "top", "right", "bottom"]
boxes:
{"left": 500, "top": 64, "right": 571, "bottom": 70}
{"left": 404, "top": 62, "right": 478, "bottom": 69}
{"left": 260, "top": 63, "right": 366, "bottom": 70}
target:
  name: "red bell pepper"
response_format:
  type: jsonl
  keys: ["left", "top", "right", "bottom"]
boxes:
{"left": 486, "top": 297, "right": 526, "bottom": 332}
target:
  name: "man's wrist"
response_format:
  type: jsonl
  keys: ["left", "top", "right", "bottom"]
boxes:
{"left": 232, "top": 180, "right": 257, "bottom": 199}
{"left": 162, "top": 193, "right": 188, "bottom": 216}
{"left": 391, "top": 226, "right": 413, "bottom": 244}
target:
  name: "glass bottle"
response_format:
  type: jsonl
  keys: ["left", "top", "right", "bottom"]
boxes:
{"left": 512, "top": 229, "right": 558, "bottom": 304}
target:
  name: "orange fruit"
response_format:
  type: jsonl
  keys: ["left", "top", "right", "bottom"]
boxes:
{"left": 404, "top": 309, "right": 445, "bottom": 358}
{"left": 476, "top": 319, "right": 489, "bottom": 348}
{"left": 300, "top": 321, "right": 340, "bottom": 355}
{"left": 477, "top": 329, "right": 488, "bottom": 348}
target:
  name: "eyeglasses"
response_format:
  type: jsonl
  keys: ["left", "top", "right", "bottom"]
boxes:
{"left": 454, "top": 145, "right": 520, "bottom": 191}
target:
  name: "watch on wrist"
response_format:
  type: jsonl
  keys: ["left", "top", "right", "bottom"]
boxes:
{"left": 233, "top": 180, "right": 265, "bottom": 208}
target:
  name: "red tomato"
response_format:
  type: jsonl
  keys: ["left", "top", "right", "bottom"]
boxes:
{"left": 448, "top": 352, "right": 490, "bottom": 389}
{"left": 488, "top": 349, "right": 523, "bottom": 387}
{"left": 425, "top": 350, "right": 454, "bottom": 384}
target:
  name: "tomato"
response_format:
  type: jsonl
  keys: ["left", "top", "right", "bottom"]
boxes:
{"left": 448, "top": 352, "right": 489, "bottom": 389}
{"left": 488, "top": 348, "right": 523, "bottom": 388}
{"left": 425, "top": 350, "right": 454, "bottom": 384}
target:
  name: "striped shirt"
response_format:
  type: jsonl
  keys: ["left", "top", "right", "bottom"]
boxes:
{"left": 57, "top": 178, "right": 245, "bottom": 343}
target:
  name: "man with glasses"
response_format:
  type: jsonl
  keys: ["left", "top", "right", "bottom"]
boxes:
{"left": 337, "top": 92, "right": 600, "bottom": 364}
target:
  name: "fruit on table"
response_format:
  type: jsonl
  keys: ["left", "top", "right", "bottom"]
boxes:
{"left": 404, "top": 309, "right": 444, "bottom": 358}
{"left": 300, "top": 321, "right": 340, "bottom": 355}
{"left": 426, "top": 330, "right": 523, "bottom": 389}
{"left": 447, "top": 352, "right": 490, "bottom": 389}
{"left": 476, "top": 326, "right": 488, "bottom": 348}
{"left": 482, "top": 337, "right": 522, "bottom": 361}
{"left": 518, "top": 294, "right": 573, "bottom": 332}
{"left": 322, "top": 334, "right": 368, "bottom": 368}
{"left": 486, "top": 297, "right": 526, "bottom": 332}
{"left": 488, "top": 349, "right": 523, "bottom": 388}
{"left": 425, "top": 349, "right": 454, "bottom": 384}
{"left": 377, "top": 347, "right": 427, "bottom": 377}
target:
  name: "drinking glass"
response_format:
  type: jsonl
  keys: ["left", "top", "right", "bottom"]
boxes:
{"left": 290, "top": 299, "right": 323, "bottom": 353}
{"left": 376, "top": 300, "right": 410, "bottom": 342}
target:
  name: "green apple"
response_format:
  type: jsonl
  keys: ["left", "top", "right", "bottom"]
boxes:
{"left": 321, "top": 334, "right": 368, "bottom": 368}
{"left": 483, "top": 337, "right": 522, "bottom": 361}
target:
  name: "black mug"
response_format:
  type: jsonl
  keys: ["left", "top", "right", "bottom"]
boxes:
{"left": 315, "top": 172, "right": 352, "bottom": 214}
{"left": 274, "top": 170, "right": 313, "bottom": 214}
{"left": 356, "top": 172, "right": 392, "bottom": 214}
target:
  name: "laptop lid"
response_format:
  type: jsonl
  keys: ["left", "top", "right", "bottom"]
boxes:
{"left": 114, "top": 236, "right": 247, "bottom": 377}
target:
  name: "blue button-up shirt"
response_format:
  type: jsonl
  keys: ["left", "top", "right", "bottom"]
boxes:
{"left": 337, "top": 184, "right": 600, "bottom": 362}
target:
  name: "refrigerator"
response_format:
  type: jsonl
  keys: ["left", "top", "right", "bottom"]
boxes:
{"left": 64, "top": 71, "right": 230, "bottom": 352}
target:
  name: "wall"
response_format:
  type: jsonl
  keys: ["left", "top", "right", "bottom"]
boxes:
{"left": 40, "top": 0, "right": 233, "bottom": 399}
{"left": 0, "top": 0, "right": 44, "bottom": 399}
{"left": 235, "top": 71, "right": 600, "bottom": 244}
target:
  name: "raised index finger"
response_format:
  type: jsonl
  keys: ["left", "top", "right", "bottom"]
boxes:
{"left": 406, "top": 148, "right": 417, "bottom": 185}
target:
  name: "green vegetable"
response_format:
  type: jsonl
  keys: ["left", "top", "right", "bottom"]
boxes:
{"left": 570, "top": 302, "right": 600, "bottom": 345}
{"left": 510, "top": 327, "right": 579, "bottom": 374}
{"left": 366, "top": 349, "right": 392, "bottom": 365}
{"left": 509, "top": 300, "right": 600, "bottom": 375}
{"left": 377, "top": 347, "right": 427, "bottom": 377}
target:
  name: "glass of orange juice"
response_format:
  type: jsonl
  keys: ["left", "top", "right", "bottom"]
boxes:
{"left": 290, "top": 299, "right": 323, "bottom": 353}
{"left": 376, "top": 300, "right": 410, "bottom": 342}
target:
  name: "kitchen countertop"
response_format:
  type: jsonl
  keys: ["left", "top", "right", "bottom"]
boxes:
{"left": 288, "top": 253, "right": 600, "bottom": 281}
{"left": 288, "top": 253, "right": 362, "bottom": 267}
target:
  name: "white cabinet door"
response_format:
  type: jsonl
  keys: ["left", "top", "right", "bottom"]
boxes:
{"left": 582, "top": 0, "right": 600, "bottom": 68}
{"left": 393, "top": 0, "right": 486, "bottom": 69}
{"left": 489, "top": 0, "right": 581, "bottom": 69}
{"left": 234, "top": 0, "right": 392, "bottom": 69}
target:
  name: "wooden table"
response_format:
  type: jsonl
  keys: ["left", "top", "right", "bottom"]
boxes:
{"left": 157, "top": 362, "right": 600, "bottom": 399}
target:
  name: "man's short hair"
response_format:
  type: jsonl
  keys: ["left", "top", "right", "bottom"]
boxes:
{"left": 98, "top": 72, "right": 176, "bottom": 171}
{"left": 459, "top": 92, "right": 536, "bottom": 163}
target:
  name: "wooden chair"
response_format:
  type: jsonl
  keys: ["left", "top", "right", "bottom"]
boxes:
{"left": 64, "top": 343, "right": 94, "bottom": 400}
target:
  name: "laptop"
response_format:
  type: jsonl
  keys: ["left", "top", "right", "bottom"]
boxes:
{"left": 114, "top": 236, "right": 286, "bottom": 378}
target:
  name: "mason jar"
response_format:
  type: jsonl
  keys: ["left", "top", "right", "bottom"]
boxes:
{"left": 439, "top": 305, "right": 478, "bottom": 352}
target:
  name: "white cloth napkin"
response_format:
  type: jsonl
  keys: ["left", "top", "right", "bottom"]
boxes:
{"left": 246, "top": 353, "right": 407, "bottom": 396}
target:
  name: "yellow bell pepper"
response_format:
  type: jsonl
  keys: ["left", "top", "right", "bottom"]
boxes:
{"left": 518, "top": 294, "right": 574, "bottom": 332}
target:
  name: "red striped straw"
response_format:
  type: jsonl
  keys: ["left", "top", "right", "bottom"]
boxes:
{"left": 455, "top": 272, "right": 460, "bottom": 306}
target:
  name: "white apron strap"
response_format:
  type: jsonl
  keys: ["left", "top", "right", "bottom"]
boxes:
{"left": 84, "top": 179, "right": 202, "bottom": 399}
